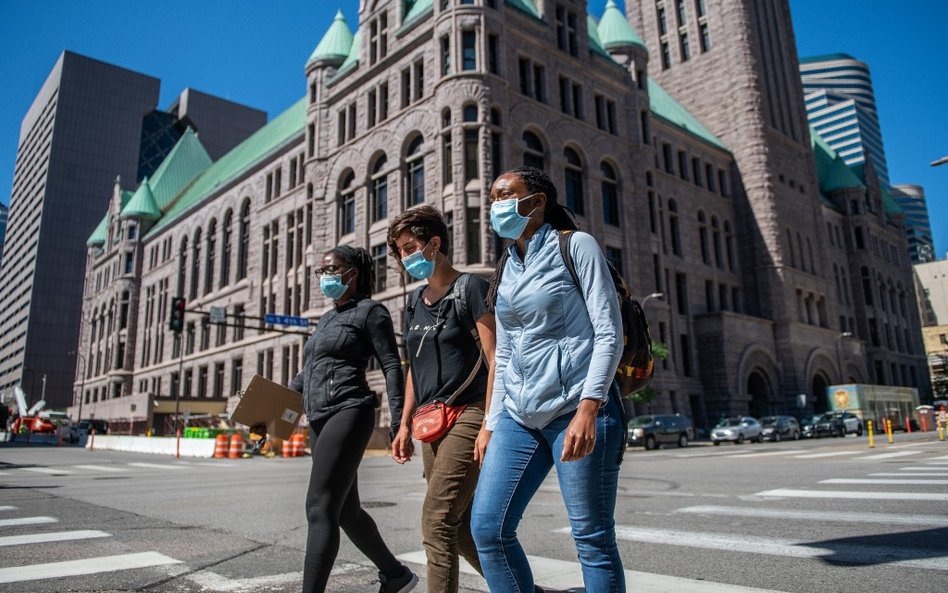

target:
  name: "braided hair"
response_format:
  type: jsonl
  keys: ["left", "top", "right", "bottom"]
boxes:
{"left": 327, "top": 245, "right": 375, "bottom": 297}
{"left": 485, "top": 166, "right": 578, "bottom": 312}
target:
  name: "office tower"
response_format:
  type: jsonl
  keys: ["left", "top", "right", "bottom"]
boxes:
{"left": 891, "top": 184, "right": 934, "bottom": 263}
{"left": 0, "top": 203, "right": 8, "bottom": 264}
{"left": 0, "top": 51, "right": 265, "bottom": 408}
{"left": 800, "top": 53, "right": 890, "bottom": 187}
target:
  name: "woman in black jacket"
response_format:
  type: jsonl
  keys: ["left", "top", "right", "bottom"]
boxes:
{"left": 290, "top": 245, "right": 417, "bottom": 593}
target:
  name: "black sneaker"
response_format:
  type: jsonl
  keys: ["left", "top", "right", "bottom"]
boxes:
{"left": 377, "top": 566, "right": 418, "bottom": 593}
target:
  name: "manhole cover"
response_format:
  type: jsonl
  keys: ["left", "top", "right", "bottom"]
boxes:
{"left": 362, "top": 501, "right": 395, "bottom": 508}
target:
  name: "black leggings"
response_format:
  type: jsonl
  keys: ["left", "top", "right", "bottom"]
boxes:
{"left": 301, "top": 405, "right": 401, "bottom": 593}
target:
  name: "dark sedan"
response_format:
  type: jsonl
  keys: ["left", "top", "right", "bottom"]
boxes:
{"left": 804, "top": 412, "right": 847, "bottom": 438}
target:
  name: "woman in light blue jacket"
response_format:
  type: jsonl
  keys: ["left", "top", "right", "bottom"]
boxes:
{"left": 471, "top": 166, "right": 626, "bottom": 593}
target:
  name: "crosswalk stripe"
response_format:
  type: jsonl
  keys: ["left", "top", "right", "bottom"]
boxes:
{"left": 599, "top": 526, "right": 948, "bottom": 571}
{"left": 0, "top": 551, "right": 182, "bottom": 584}
{"left": 926, "top": 454, "right": 948, "bottom": 461}
{"left": 0, "top": 506, "right": 17, "bottom": 512}
{"left": 871, "top": 472, "right": 948, "bottom": 477}
{"left": 74, "top": 465, "right": 123, "bottom": 473}
{"left": 397, "top": 550, "right": 789, "bottom": 592}
{"left": 821, "top": 478, "right": 948, "bottom": 485}
{"left": 21, "top": 467, "right": 74, "bottom": 475}
{"left": 0, "top": 530, "right": 110, "bottom": 547}
{"left": 901, "top": 466, "right": 948, "bottom": 470}
{"left": 0, "top": 516, "right": 58, "bottom": 528}
{"left": 853, "top": 451, "right": 920, "bottom": 461}
{"left": 675, "top": 505, "right": 948, "bottom": 527}
{"left": 718, "top": 450, "right": 803, "bottom": 459}
{"left": 671, "top": 449, "right": 755, "bottom": 458}
{"left": 792, "top": 450, "right": 861, "bottom": 459}
{"left": 127, "top": 462, "right": 190, "bottom": 470}
{"left": 756, "top": 488, "right": 948, "bottom": 501}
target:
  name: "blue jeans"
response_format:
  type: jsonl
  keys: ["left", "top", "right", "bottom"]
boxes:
{"left": 471, "top": 392, "right": 625, "bottom": 593}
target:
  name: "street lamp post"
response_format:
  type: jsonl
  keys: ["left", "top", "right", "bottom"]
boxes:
{"left": 931, "top": 156, "right": 948, "bottom": 167}
{"left": 640, "top": 292, "right": 664, "bottom": 307}
{"left": 835, "top": 331, "right": 853, "bottom": 384}
{"left": 68, "top": 351, "right": 86, "bottom": 423}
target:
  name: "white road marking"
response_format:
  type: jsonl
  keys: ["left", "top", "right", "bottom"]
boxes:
{"left": 671, "top": 449, "right": 755, "bottom": 458}
{"left": 186, "top": 570, "right": 303, "bottom": 592}
{"left": 21, "top": 467, "right": 73, "bottom": 475}
{"left": 925, "top": 454, "right": 948, "bottom": 461}
{"left": 0, "top": 506, "right": 17, "bottom": 511}
{"left": 0, "top": 530, "right": 110, "bottom": 547}
{"left": 0, "top": 551, "right": 181, "bottom": 584}
{"left": 792, "top": 450, "right": 862, "bottom": 459}
{"left": 719, "top": 450, "right": 803, "bottom": 459}
{"left": 398, "top": 550, "right": 789, "bottom": 592}
{"left": 901, "top": 466, "right": 948, "bottom": 471}
{"left": 853, "top": 451, "right": 920, "bottom": 461}
{"left": 676, "top": 505, "right": 948, "bottom": 526}
{"left": 0, "top": 516, "right": 58, "bottom": 528}
{"left": 871, "top": 472, "right": 948, "bottom": 477}
{"left": 127, "top": 462, "right": 190, "bottom": 470}
{"left": 74, "top": 465, "right": 123, "bottom": 473}
{"left": 177, "top": 461, "right": 237, "bottom": 467}
{"left": 756, "top": 488, "right": 948, "bottom": 501}
{"left": 598, "top": 526, "right": 948, "bottom": 571}
{"left": 821, "top": 478, "right": 948, "bottom": 485}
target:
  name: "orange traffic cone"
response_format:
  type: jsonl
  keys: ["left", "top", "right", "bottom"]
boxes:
{"left": 213, "top": 434, "right": 229, "bottom": 459}
{"left": 294, "top": 432, "right": 307, "bottom": 457}
{"left": 281, "top": 436, "right": 292, "bottom": 458}
{"left": 228, "top": 433, "right": 244, "bottom": 459}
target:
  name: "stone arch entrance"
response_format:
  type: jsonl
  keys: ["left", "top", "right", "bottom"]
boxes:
{"left": 747, "top": 370, "right": 773, "bottom": 418}
{"left": 811, "top": 373, "right": 831, "bottom": 413}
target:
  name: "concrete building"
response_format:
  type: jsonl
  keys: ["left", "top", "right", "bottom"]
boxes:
{"left": 891, "top": 184, "right": 934, "bottom": 263}
{"left": 800, "top": 53, "right": 890, "bottom": 187}
{"left": 0, "top": 203, "right": 7, "bottom": 264}
{"left": 72, "top": 1, "right": 926, "bottom": 436}
{"left": 0, "top": 51, "right": 266, "bottom": 409}
{"left": 913, "top": 259, "right": 948, "bottom": 397}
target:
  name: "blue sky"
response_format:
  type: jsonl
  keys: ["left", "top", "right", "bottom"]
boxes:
{"left": 1, "top": 1, "right": 945, "bottom": 253}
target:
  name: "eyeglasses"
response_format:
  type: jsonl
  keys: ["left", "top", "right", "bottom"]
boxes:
{"left": 316, "top": 265, "right": 350, "bottom": 276}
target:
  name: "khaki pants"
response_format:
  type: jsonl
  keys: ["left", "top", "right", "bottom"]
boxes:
{"left": 421, "top": 403, "right": 484, "bottom": 593}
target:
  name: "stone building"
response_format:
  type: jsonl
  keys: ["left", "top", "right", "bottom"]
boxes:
{"left": 71, "top": 0, "right": 926, "bottom": 436}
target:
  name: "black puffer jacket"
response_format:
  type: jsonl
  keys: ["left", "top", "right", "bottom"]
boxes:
{"left": 289, "top": 296, "right": 404, "bottom": 422}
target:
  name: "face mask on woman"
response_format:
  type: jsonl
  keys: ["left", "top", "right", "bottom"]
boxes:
{"left": 490, "top": 193, "right": 539, "bottom": 240}
{"left": 319, "top": 271, "right": 350, "bottom": 300}
{"left": 401, "top": 240, "right": 436, "bottom": 280}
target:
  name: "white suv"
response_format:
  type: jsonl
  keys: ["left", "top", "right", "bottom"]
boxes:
{"left": 711, "top": 416, "right": 763, "bottom": 445}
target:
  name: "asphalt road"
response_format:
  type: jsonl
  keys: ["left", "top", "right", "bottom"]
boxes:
{"left": 0, "top": 431, "right": 946, "bottom": 593}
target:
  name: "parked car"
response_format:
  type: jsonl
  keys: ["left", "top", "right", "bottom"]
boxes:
{"left": 830, "top": 411, "right": 863, "bottom": 436}
{"left": 62, "top": 419, "right": 108, "bottom": 443}
{"left": 710, "top": 416, "right": 762, "bottom": 445}
{"left": 759, "top": 415, "right": 800, "bottom": 441}
{"left": 627, "top": 414, "right": 694, "bottom": 450}
{"left": 800, "top": 414, "right": 822, "bottom": 438}
{"left": 806, "top": 412, "right": 846, "bottom": 438}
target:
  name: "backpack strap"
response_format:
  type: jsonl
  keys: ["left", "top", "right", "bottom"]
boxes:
{"left": 558, "top": 231, "right": 584, "bottom": 301}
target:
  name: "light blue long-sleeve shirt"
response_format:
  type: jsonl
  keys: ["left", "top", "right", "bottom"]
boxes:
{"left": 487, "top": 224, "right": 623, "bottom": 430}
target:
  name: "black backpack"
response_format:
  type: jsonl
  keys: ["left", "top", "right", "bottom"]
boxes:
{"left": 558, "top": 231, "right": 654, "bottom": 397}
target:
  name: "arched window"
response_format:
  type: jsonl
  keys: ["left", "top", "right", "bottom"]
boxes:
{"left": 237, "top": 200, "right": 250, "bottom": 280}
{"left": 405, "top": 136, "right": 425, "bottom": 207}
{"left": 711, "top": 216, "right": 723, "bottom": 268}
{"left": 220, "top": 210, "right": 233, "bottom": 287}
{"left": 178, "top": 236, "right": 189, "bottom": 297}
{"left": 698, "top": 211, "right": 709, "bottom": 265}
{"left": 522, "top": 131, "right": 544, "bottom": 169}
{"left": 564, "top": 147, "right": 584, "bottom": 215}
{"left": 463, "top": 104, "right": 478, "bottom": 122}
{"left": 370, "top": 157, "right": 388, "bottom": 223}
{"left": 339, "top": 171, "right": 356, "bottom": 235}
{"left": 462, "top": 104, "right": 479, "bottom": 181}
{"left": 205, "top": 219, "right": 217, "bottom": 295}
{"left": 601, "top": 161, "right": 619, "bottom": 227}
{"left": 490, "top": 108, "right": 502, "bottom": 126}
{"left": 668, "top": 199, "right": 681, "bottom": 256}
{"left": 190, "top": 228, "right": 202, "bottom": 300}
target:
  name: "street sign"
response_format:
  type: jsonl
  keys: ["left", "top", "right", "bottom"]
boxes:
{"left": 209, "top": 306, "right": 226, "bottom": 323}
{"left": 264, "top": 313, "right": 310, "bottom": 328}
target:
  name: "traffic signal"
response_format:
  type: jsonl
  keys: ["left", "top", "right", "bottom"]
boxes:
{"left": 169, "top": 297, "right": 186, "bottom": 333}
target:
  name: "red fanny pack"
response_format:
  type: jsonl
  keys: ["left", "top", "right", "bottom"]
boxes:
{"left": 411, "top": 401, "right": 468, "bottom": 443}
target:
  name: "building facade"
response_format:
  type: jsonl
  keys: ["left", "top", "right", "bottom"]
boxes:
{"left": 71, "top": 0, "right": 927, "bottom": 436}
{"left": 891, "top": 184, "right": 934, "bottom": 263}
{"left": 0, "top": 203, "right": 8, "bottom": 265}
{"left": 913, "top": 259, "right": 948, "bottom": 397}
{"left": 800, "top": 53, "right": 890, "bottom": 187}
{"left": 0, "top": 51, "right": 267, "bottom": 409}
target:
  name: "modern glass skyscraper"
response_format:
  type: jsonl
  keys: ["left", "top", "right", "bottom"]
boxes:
{"left": 800, "top": 53, "right": 890, "bottom": 187}
{"left": 892, "top": 184, "right": 934, "bottom": 263}
{"left": 0, "top": 203, "right": 8, "bottom": 265}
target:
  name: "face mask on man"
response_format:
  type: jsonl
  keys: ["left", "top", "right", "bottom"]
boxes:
{"left": 401, "top": 240, "right": 436, "bottom": 280}
{"left": 490, "top": 193, "right": 539, "bottom": 240}
{"left": 319, "top": 269, "right": 351, "bottom": 300}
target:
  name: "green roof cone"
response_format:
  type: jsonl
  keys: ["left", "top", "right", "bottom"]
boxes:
{"left": 122, "top": 177, "right": 161, "bottom": 220}
{"left": 307, "top": 10, "right": 353, "bottom": 66}
{"left": 599, "top": 0, "right": 646, "bottom": 51}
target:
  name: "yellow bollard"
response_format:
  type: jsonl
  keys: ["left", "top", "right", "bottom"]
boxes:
{"left": 867, "top": 420, "right": 875, "bottom": 448}
{"left": 939, "top": 419, "right": 945, "bottom": 442}
{"left": 886, "top": 419, "right": 894, "bottom": 444}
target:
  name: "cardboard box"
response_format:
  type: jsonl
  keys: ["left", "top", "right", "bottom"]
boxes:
{"left": 230, "top": 375, "right": 305, "bottom": 441}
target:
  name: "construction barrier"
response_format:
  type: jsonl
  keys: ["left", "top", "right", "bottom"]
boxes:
{"left": 213, "top": 434, "right": 229, "bottom": 458}
{"left": 228, "top": 433, "right": 244, "bottom": 459}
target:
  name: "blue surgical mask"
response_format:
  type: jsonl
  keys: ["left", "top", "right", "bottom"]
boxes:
{"left": 320, "top": 273, "right": 348, "bottom": 300}
{"left": 402, "top": 241, "right": 436, "bottom": 280}
{"left": 490, "top": 193, "right": 539, "bottom": 240}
